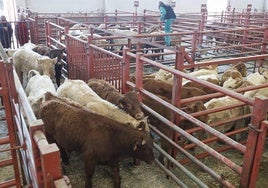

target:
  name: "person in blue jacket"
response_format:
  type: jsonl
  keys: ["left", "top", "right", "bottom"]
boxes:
{"left": 159, "top": 1, "right": 176, "bottom": 46}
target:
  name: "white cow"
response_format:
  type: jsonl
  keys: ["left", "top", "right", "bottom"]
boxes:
{"left": 25, "top": 70, "right": 57, "bottom": 117}
{"left": 204, "top": 96, "right": 250, "bottom": 143}
{"left": 13, "top": 49, "right": 57, "bottom": 88}
{"left": 246, "top": 72, "right": 266, "bottom": 86}
{"left": 153, "top": 64, "right": 219, "bottom": 86}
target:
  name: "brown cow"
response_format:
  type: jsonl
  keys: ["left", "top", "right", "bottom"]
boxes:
{"left": 183, "top": 77, "right": 219, "bottom": 94}
{"left": 40, "top": 98, "right": 154, "bottom": 188}
{"left": 143, "top": 78, "right": 208, "bottom": 101}
{"left": 87, "top": 78, "right": 144, "bottom": 120}
{"left": 142, "top": 93, "right": 208, "bottom": 163}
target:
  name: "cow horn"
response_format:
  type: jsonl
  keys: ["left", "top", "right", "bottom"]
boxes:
{"left": 141, "top": 140, "right": 146, "bottom": 145}
{"left": 133, "top": 144, "right": 137, "bottom": 151}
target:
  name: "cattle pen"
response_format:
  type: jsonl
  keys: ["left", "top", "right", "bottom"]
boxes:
{"left": 1, "top": 4, "right": 268, "bottom": 188}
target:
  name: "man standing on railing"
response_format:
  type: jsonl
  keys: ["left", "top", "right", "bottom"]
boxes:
{"left": 159, "top": 1, "right": 176, "bottom": 46}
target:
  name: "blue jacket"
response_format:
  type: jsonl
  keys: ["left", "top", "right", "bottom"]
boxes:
{"left": 160, "top": 4, "right": 176, "bottom": 21}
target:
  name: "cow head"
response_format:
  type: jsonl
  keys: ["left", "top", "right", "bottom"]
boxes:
{"left": 223, "top": 71, "right": 243, "bottom": 90}
{"left": 37, "top": 57, "right": 57, "bottom": 79}
{"left": 118, "top": 91, "right": 144, "bottom": 120}
{"left": 233, "top": 62, "right": 247, "bottom": 77}
{"left": 133, "top": 135, "right": 155, "bottom": 164}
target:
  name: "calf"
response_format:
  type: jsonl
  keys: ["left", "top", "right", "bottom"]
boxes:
{"left": 25, "top": 70, "right": 56, "bottom": 118}
{"left": 13, "top": 49, "right": 57, "bottom": 87}
{"left": 57, "top": 79, "right": 150, "bottom": 133}
{"left": 222, "top": 70, "right": 243, "bottom": 90}
{"left": 246, "top": 71, "right": 267, "bottom": 86}
{"left": 32, "top": 44, "right": 51, "bottom": 56}
{"left": 204, "top": 96, "right": 250, "bottom": 143}
{"left": 33, "top": 44, "right": 65, "bottom": 87}
{"left": 49, "top": 49, "right": 65, "bottom": 87}
{"left": 40, "top": 99, "right": 154, "bottom": 188}
{"left": 142, "top": 93, "right": 208, "bottom": 163}
{"left": 143, "top": 78, "right": 208, "bottom": 101}
{"left": 87, "top": 78, "right": 144, "bottom": 120}
{"left": 221, "top": 62, "right": 247, "bottom": 89}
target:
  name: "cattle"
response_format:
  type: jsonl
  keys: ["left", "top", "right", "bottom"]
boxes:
{"left": 143, "top": 26, "right": 165, "bottom": 60}
{"left": 77, "top": 33, "right": 110, "bottom": 46}
{"left": 32, "top": 44, "right": 51, "bottom": 56}
{"left": 25, "top": 70, "right": 56, "bottom": 118}
{"left": 107, "top": 29, "right": 138, "bottom": 53}
{"left": 243, "top": 86, "right": 268, "bottom": 119}
{"left": 13, "top": 49, "right": 57, "bottom": 87}
{"left": 186, "top": 64, "right": 219, "bottom": 83}
{"left": 40, "top": 98, "right": 154, "bottom": 188}
{"left": 57, "top": 79, "right": 150, "bottom": 133}
{"left": 258, "top": 67, "right": 268, "bottom": 81}
{"left": 221, "top": 62, "right": 247, "bottom": 89}
{"left": 49, "top": 49, "right": 65, "bottom": 87}
{"left": 143, "top": 78, "right": 208, "bottom": 102}
{"left": 142, "top": 93, "right": 208, "bottom": 163}
{"left": 32, "top": 44, "right": 65, "bottom": 87}
{"left": 154, "top": 68, "right": 174, "bottom": 83}
{"left": 246, "top": 71, "right": 267, "bottom": 86}
{"left": 87, "top": 78, "right": 144, "bottom": 120}
{"left": 20, "top": 42, "right": 37, "bottom": 51}
{"left": 244, "top": 87, "right": 268, "bottom": 100}
{"left": 182, "top": 78, "right": 219, "bottom": 94}
{"left": 153, "top": 64, "right": 219, "bottom": 85}
{"left": 204, "top": 96, "right": 250, "bottom": 144}
{"left": 141, "top": 78, "right": 209, "bottom": 161}
{"left": 222, "top": 70, "right": 243, "bottom": 89}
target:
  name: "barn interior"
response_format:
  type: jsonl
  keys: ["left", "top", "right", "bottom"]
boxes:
{"left": 0, "top": 0, "right": 268, "bottom": 187}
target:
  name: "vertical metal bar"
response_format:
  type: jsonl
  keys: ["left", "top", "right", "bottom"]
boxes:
{"left": 135, "top": 52, "right": 143, "bottom": 101}
{"left": 122, "top": 47, "right": 130, "bottom": 93}
{"left": 0, "top": 61, "right": 22, "bottom": 187}
{"left": 249, "top": 121, "right": 268, "bottom": 187}
{"left": 241, "top": 98, "right": 267, "bottom": 187}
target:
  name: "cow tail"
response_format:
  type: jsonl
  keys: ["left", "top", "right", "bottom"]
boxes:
{"left": 28, "top": 69, "right": 40, "bottom": 78}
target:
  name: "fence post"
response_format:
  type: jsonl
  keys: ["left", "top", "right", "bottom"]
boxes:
{"left": 171, "top": 46, "right": 185, "bottom": 159}
{"left": 248, "top": 120, "right": 268, "bottom": 187}
{"left": 135, "top": 52, "right": 144, "bottom": 101}
{"left": 191, "top": 30, "right": 197, "bottom": 61}
{"left": 29, "top": 120, "right": 46, "bottom": 187}
{"left": 240, "top": 98, "right": 268, "bottom": 187}
{"left": 87, "top": 35, "right": 94, "bottom": 79}
{"left": 122, "top": 47, "right": 130, "bottom": 93}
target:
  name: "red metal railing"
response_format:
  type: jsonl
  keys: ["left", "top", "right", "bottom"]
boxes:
{"left": 0, "top": 60, "right": 70, "bottom": 188}
{"left": 30, "top": 6, "right": 268, "bottom": 187}
{"left": 122, "top": 47, "right": 268, "bottom": 188}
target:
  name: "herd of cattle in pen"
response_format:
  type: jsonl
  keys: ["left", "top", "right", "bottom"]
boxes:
{"left": 4, "top": 22, "right": 268, "bottom": 187}
{"left": 64, "top": 22, "right": 181, "bottom": 58}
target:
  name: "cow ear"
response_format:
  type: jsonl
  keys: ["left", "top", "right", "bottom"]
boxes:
{"left": 118, "top": 98, "right": 126, "bottom": 108}
{"left": 37, "top": 58, "right": 42, "bottom": 64}
{"left": 137, "top": 121, "right": 145, "bottom": 131}
{"left": 133, "top": 141, "right": 138, "bottom": 151}
{"left": 53, "top": 57, "right": 58, "bottom": 63}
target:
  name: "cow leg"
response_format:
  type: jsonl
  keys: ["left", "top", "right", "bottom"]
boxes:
{"left": 110, "top": 163, "right": 121, "bottom": 188}
{"left": 59, "top": 146, "right": 69, "bottom": 164}
{"left": 84, "top": 159, "right": 96, "bottom": 188}
{"left": 55, "top": 63, "right": 63, "bottom": 87}
{"left": 160, "top": 48, "right": 164, "bottom": 60}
